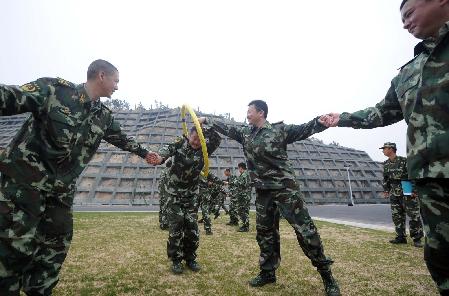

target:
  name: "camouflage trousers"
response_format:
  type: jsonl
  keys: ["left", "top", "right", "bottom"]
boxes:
{"left": 211, "top": 192, "right": 227, "bottom": 217}
{"left": 237, "top": 193, "right": 251, "bottom": 228}
{"left": 0, "top": 175, "right": 74, "bottom": 296}
{"left": 166, "top": 193, "right": 200, "bottom": 263}
{"left": 158, "top": 191, "right": 169, "bottom": 228}
{"left": 415, "top": 178, "right": 449, "bottom": 295}
{"left": 228, "top": 194, "right": 239, "bottom": 224}
{"left": 200, "top": 195, "right": 212, "bottom": 232}
{"left": 389, "top": 193, "right": 423, "bottom": 241}
{"left": 255, "top": 186, "right": 333, "bottom": 273}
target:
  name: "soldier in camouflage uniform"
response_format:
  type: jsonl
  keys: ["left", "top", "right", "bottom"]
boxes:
{"left": 199, "top": 100, "right": 340, "bottom": 296}
{"left": 147, "top": 126, "right": 221, "bottom": 274}
{"left": 235, "top": 162, "right": 252, "bottom": 232}
{"left": 158, "top": 159, "right": 172, "bottom": 230}
{"left": 322, "top": 1, "right": 449, "bottom": 293}
{"left": 0, "top": 60, "right": 151, "bottom": 296}
{"left": 381, "top": 142, "right": 423, "bottom": 247}
{"left": 207, "top": 173, "right": 227, "bottom": 219}
{"left": 224, "top": 168, "right": 239, "bottom": 225}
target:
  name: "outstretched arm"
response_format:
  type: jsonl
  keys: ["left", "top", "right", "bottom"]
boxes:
{"left": 321, "top": 83, "right": 403, "bottom": 129}
{"left": 0, "top": 80, "right": 47, "bottom": 116}
{"left": 284, "top": 117, "right": 329, "bottom": 144}
{"left": 204, "top": 126, "right": 222, "bottom": 155}
{"left": 103, "top": 117, "right": 149, "bottom": 158}
{"left": 199, "top": 117, "right": 244, "bottom": 144}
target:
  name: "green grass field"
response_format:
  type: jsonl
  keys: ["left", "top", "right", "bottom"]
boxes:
{"left": 52, "top": 212, "right": 438, "bottom": 296}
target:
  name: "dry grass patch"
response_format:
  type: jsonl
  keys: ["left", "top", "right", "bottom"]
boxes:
{"left": 53, "top": 212, "right": 438, "bottom": 296}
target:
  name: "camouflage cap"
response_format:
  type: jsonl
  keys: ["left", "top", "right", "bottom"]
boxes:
{"left": 379, "top": 142, "right": 396, "bottom": 149}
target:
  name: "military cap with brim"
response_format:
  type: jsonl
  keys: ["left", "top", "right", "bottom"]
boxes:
{"left": 379, "top": 142, "right": 396, "bottom": 149}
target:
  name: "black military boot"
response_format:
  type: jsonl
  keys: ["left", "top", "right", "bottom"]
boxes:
{"left": 413, "top": 239, "right": 423, "bottom": 248}
{"left": 237, "top": 226, "right": 249, "bottom": 232}
{"left": 171, "top": 261, "right": 183, "bottom": 274}
{"left": 249, "top": 271, "right": 276, "bottom": 287}
{"left": 186, "top": 260, "right": 201, "bottom": 272}
{"left": 198, "top": 218, "right": 204, "bottom": 223}
{"left": 319, "top": 270, "right": 341, "bottom": 296}
{"left": 389, "top": 236, "right": 407, "bottom": 244}
{"left": 205, "top": 229, "right": 213, "bottom": 235}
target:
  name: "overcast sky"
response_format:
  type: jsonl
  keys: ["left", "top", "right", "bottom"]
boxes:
{"left": 0, "top": 0, "right": 418, "bottom": 161}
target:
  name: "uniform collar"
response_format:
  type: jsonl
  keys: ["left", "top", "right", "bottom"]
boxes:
{"left": 76, "top": 84, "right": 103, "bottom": 114}
{"left": 251, "top": 120, "right": 272, "bottom": 131}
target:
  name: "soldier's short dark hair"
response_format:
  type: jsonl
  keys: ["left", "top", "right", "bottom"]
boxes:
{"left": 224, "top": 168, "right": 231, "bottom": 172}
{"left": 400, "top": 0, "right": 408, "bottom": 9}
{"left": 400, "top": 0, "right": 429, "bottom": 9}
{"left": 87, "top": 59, "right": 118, "bottom": 80}
{"left": 248, "top": 100, "right": 268, "bottom": 118}
{"left": 238, "top": 162, "right": 247, "bottom": 170}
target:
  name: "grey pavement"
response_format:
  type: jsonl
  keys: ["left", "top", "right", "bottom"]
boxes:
{"left": 74, "top": 204, "right": 395, "bottom": 232}
{"left": 308, "top": 204, "right": 394, "bottom": 231}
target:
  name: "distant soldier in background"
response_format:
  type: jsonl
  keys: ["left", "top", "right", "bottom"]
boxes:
{"left": 158, "top": 159, "right": 172, "bottom": 230}
{"left": 224, "top": 168, "right": 239, "bottom": 226}
{"left": 235, "top": 162, "right": 252, "bottom": 232}
{"left": 207, "top": 174, "right": 228, "bottom": 219}
{"left": 381, "top": 142, "right": 423, "bottom": 247}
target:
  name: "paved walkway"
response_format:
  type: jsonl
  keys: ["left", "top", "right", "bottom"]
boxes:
{"left": 308, "top": 204, "right": 394, "bottom": 231}
{"left": 74, "top": 204, "right": 395, "bottom": 232}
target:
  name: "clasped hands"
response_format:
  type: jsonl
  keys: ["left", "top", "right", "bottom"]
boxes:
{"left": 145, "top": 151, "right": 163, "bottom": 166}
{"left": 318, "top": 113, "right": 340, "bottom": 127}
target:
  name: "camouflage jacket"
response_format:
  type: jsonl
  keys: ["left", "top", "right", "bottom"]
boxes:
{"left": 158, "top": 127, "right": 221, "bottom": 196}
{"left": 0, "top": 78, "right": 148, "bottom": 192}
{"left": 207, "top": 117, "right": 327, "bottom": 189}
{"left": 158, "top": 168, "right": 170, "bottom": 194}
{"left": 235, "top": 170, "right": 252, "bottom": 198}
{"left": 383, "top": 156, "right": 408, "bottom": 195}
{"left": 338, "top": 22, "right": 449, "bottom": 180}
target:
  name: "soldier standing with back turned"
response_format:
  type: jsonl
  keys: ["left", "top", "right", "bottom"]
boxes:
{"left": 235, "top": 162, "right": 252, "bottom": 232}
{"left": 224, "top": 168, "right": 239, "bottom": 225}
{"left": 381, "top": 142, "right": 423, "bottom": 247}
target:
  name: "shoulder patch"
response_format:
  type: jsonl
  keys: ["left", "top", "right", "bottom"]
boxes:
{"left": 56, "top": 77, "right": 76, "bottom": 88}
{"left": 272, "top": 121, "right": 284, "bottom": 125}
{"left": 20, "top": 82, "right": 39, "bottom": 92}
{"left": 78, "top": 93, "right": 87, "bottom": 104}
